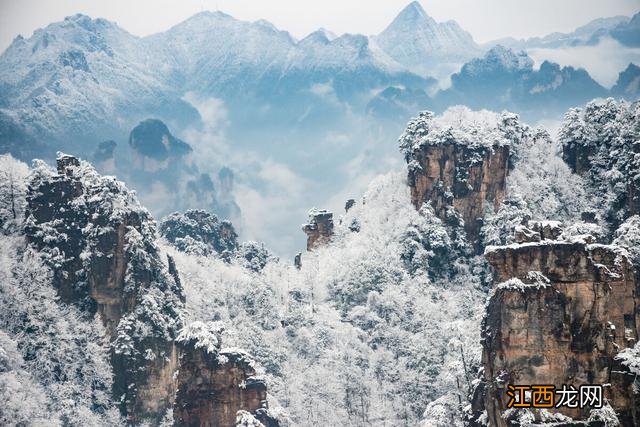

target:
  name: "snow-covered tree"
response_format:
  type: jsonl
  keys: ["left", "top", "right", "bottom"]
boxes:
{"left": 481, "top": 194, "right": 531, "bottom": 247}
{"left": 613, "top": 215, "right": 640, "bottom": 267}
{"left": 508, "top": 129, "right": 594, "bottom": 222}
{"left": 160, "top": 209, "right": 238, "bottom": 256}
{"left": 0, "top": 236, "right": 121, "bottom": 426}
{"left": 559, "top": 99, "right": 640, "bottom": 227}
{"left": 0, "top": 154, "right": 29, "bottom": 232}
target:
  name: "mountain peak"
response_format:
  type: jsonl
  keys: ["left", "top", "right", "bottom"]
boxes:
{"left": 404, "top": 1, "right": 426, "bottom": 15}
{"left": 299, "top": 29, "right": 334, "bottom": 46}
{"left": 392, "top": 1, "right": 433, "bottom": 26}
{"left": 484, "top": 45, "right": 534, "bottom": 71}
{"left": 375, "top": 1, "right": 479, "bottom": 76}
{"left": 181, "top": 10, "right": 234, "bottom": 26}
{"left": 62, "top": 13, "right": 117, "bottom": 32}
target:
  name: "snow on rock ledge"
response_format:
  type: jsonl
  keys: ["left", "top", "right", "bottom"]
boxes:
{"left": 470, "top": 222, "right": 639, "bottom": 426}
{"left": 302, "top": 208, "right": 334, "bottom": 251}
{"left": 399, "top": 107, "right": 529, "bottom": 252}
{"left": 175, "top": 323, "right": 279, "bottom": 427}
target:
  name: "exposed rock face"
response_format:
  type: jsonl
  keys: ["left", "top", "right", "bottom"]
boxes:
{"left": 302, "top": 209, "right": 334, "bottom": 251}
{"left": 294, "top": 252, "right": 302, "bottom": 269}
{"left": 345, "top": 198, "right": 355, "bottom": 212}
{"left": 471, "top": 232, "right": 639, "bottom": 426}
{"left": 25, "top": 154, "right": 185, "bottom": 422}
{"left": 25, "top": 155, "right": 277, "bottom": 426}
{"left": 407, "top": 143, "right": 509, "bottom": 249}
{"left": 398, "top": 110, "right": 527, "bottom": 251}
{"left": 175, "top": 323, "right": 277, "bottom": 427}
{"left": 129, "top": 118, "right": 193, "bottom": 172}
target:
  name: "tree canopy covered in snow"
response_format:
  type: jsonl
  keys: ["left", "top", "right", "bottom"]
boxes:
{"left": 559, "top": 98, "right": 640, "bottom": 227}
{"left": 0, "top": 97, "right": 637, "bottom": 426}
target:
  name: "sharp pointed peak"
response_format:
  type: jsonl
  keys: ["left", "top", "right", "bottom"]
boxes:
{"left": 406, "top": 1, "right": 425, "bottom": 11}
{"left": 317, "top": 27, "right": 337, "bottom": 40}
{"left": 398, "top": 1, "right": 428, "bottom": 19}
{"left": 384, "top": 1, "right": 437, "bottom": 31}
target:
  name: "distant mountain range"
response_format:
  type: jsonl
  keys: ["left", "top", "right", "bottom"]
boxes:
{"left": 1, "top": 1, "right": 637, "bottom": 159}
{"left": 367, "top": 45, "right": 639, "bottom": 121}
{"left": 0, "top": 5, "right": 440, "bottom": 156}
{"left": 485, "top": 12, "right": 640, "bottom": 50}
{"left": 0, "top": 1, "right": 638, "bottom": 249}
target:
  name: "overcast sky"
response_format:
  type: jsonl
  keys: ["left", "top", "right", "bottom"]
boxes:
{"left": 1, "top": 0, "right": 638, "bottom": 53}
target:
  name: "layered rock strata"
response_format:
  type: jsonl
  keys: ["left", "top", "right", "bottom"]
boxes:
{"left": 398, "top": 110, "right": 526, "bottom": 251}
{"left": 471, "top": 228, "right": 639, "bottom": 426}
{"left": 25, "top": 155, "right": 277, "bottom": 426}
{"left": 175, "top": 323, "right": 277, "bottom": 427}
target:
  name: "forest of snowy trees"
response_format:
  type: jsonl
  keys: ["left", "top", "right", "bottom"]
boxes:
{"left": 0, "top": 99, "right": 639, "bottom": 426}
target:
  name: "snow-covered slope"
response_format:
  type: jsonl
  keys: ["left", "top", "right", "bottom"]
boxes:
{"left": 0, "top": 14, "right": 198, "bottom": 149}
{"left": 374, "top": 1, "right": 481, "bottom": 78}
{"left": 435, "top": 46, "right": 608, "bottom": 118}
{"left": 146, "top": 11, "right": 294, "bottom": 98}
{"left": 484, "top": 15, "right": 632, "bottom": 50}
{"left": 0, "top": 9, "right": 437, "bottom": 154}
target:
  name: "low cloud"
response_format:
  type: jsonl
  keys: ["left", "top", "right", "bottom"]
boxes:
{"left": 178, "top": 92, "right": 407, "bottom": 257}
{"left": 528, "top": 37, "right": 640, "bottom": 88}
{"left": 235, "top": 159, "right": 310, "bottom": 257}
{"left": 181, "top": 92, "right": 230, "bottom": 166}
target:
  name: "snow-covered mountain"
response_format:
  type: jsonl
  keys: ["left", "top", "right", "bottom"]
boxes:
{"left": 435, "top": 46, "right": 608, "bottom": 116}
{"left": 0, "top": 9, "right": 439, "bottom": 156}
{"left": 485, "top": 14, "right": 634, "bottom": 50}
{"left": 374, "top": 1, "right": 481, "bottom": 78}
{"left": 1, "top": 3, "right": 638, "bottom": 256}
{"left": 147, "top": 9, "right": 432, "bottom": 124}
{"left": 0, "top": 14, "right": 198, "bottom": 152}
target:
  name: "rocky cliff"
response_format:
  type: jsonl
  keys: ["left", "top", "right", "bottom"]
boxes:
{"left": 24, "top": 154, "right": 277, "bottom": 426}
{"left": 175, "top": 322, "right": 278, "bottom": 427}
{"left": 470, "top": 222, "right": 639, "bottom": 426}
{"left": 399, "top": 109, "right": 528, "bottom": 251}
{"left": 26, "top": 154, "right": 184, "bottom": 422}
{"left": 302, "top": 208, "right": 334, "bottom": 251}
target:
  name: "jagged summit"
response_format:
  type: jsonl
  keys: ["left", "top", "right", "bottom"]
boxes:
{"left": 391, "top": 1, "right": 434, "bottom": 25}
{"left": 299, "top": 28, "right": 337, "bottom": 46}
{"left": 374, "top": 1, "right": 480, "bottom": 76}
{"left": 462, "top": 45, "right": 534, "bottom": 75}
{"left": 62, "top": 13, "right": 115, "bottom": 27}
